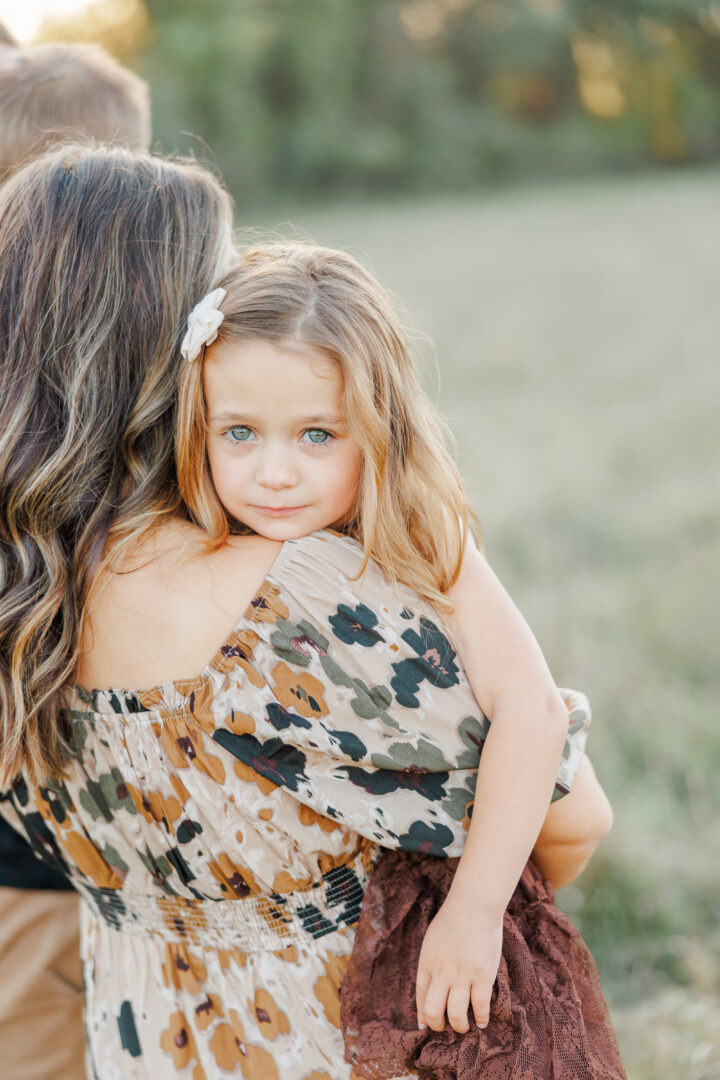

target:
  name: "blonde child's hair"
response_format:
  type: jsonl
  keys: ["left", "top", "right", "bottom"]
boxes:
{"left": 0, "top": 144, "right": 234, "bottom": 784}
{"left": 177, "top": 242, "right": 474, "bottom": 610}
{"left": 0, "top": 35, "right": 150, "bottom": 178}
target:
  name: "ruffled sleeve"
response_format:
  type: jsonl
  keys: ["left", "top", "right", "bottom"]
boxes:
{"left": 212, "top": 531, "right": 591, "bottom": 858}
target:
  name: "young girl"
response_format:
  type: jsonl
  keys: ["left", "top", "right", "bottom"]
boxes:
{"left": 174, "top": 242, "right": 624, "bottom": 1074}
{"left": 0, "top": 147, "right": 619, "bottom": 1080}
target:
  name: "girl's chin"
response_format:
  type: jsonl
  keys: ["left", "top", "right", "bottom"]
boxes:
{"left": 256, "top": 523, "right": 310, "bottom": 540}
{"left": 240, "top": 516, "right": 323, "bottom": 541}
{"left": 226, "top": 507, "right": 346, "bottom": 541}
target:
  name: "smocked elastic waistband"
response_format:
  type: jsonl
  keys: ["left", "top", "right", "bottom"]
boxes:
{"left": 79, "top": 843, "right": 383, "bottom": 953}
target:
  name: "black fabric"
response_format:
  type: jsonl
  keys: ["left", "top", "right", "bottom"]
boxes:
{"left": 0, "top": 816, "right": 73, "bottom": 891}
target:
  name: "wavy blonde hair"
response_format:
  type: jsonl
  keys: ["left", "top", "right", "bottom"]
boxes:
{"left": 0, "top": 144, "right": 233, "bottom": 783}
{"left": 177, "top": 242, "right": 475, "bottom": 610}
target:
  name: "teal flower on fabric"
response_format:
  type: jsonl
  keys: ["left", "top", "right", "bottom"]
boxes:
{"left": 137, "top": 848, "right": 179, "bottom": 896}
{"left": 325, "top": 728, "right": 367, "bottom": 761}
{"left": 176, "top": 819, "right": 203, "bottom": 844}
{"left": 37, "top": 782, "right": 74, "bottom": 827}
{"left": 455, "top": 714, "right": 490, "bottom": 768}
{"left": 117, "top": 1000, "right": 142, "bottom": 1058}
{"left": 79, "top": 768, "right": 138, "bottom": 822}
{"left": 339, "top": 764, "right": 449, "bottom": 800}
{"left": 441, "top": 783, "right": 476, "bottom": 822}
{"left": 329, "top": 603, "right": 385, "bottom": 648}
{"left": 103, "top": 844, "right": 130, "bottom": 880}
{"left": 266, "top": 703, "right": 313, "bottom": 731}
{"left": 83, "top": 885, "right": 127, "bottom": 929}
{"left": 213, "top": 730, "right": 308, "bottom": 793}
{"left": 371, "top": 737, "right": 454, "bottom": 773}
{"left": 394, "top": 819, "right": 457, "bottom": 856}
{"left": 317, "top": 653, "right": 402, "bottom": 729}
{"left": 270, "top": 619, "right": 330, "bottom": 667}
{"left": 390, "top": 616, "right": 460, "bottom": 707}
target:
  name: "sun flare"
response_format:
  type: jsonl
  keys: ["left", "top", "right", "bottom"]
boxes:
{"left": 0, "top": 0, "right": 115, "bottom": 44}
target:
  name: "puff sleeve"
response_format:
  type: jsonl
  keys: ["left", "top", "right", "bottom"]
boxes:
{"left": 211, "top": 531, "right": 591, "bottom": 858}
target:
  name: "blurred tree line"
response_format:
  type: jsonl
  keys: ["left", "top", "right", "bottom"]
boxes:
{"left": 45, "top": 0, "right": 720, "bottom": 201}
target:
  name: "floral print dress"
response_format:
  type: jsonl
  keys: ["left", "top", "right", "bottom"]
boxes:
{"left": 0, "top": 531, "right": 591, "bottom": 1080}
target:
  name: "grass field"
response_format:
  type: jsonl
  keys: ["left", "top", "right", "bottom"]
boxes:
{"left": 256, "top": 169, "right": 720, "bottom": 1078}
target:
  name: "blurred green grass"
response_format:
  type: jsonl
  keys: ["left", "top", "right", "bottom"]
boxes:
{"left": 252, "top": 169, "right": 720, "bottom": 1078}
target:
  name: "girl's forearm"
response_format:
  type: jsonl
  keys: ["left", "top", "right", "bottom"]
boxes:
{"left": 448, "top": 695, "right": 569, "bottom": 915}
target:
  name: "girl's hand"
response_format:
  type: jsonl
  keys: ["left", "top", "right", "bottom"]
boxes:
{"left": 415, "top": 887, "right": 504, "bottom": 1033}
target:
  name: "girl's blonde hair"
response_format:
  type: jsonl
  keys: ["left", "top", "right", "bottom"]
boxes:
{"left": 0, "top": 144, "right": 233, "bottom": 783}
{"left": 177, "top": 242, "right": 474, "bottom": 610}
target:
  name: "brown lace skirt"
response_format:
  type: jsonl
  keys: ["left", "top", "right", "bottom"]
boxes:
{"left": 340, "top": 850, "right": 627, "bottom": 1079}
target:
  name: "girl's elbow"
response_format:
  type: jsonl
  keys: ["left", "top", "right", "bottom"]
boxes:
{"left": 595, "top": 796, "right": 614, "bottom": 841}
{"left": 563, "top": 803, "right": 613, "bottom": 865}
{"left": 580, "top": 794, "right": 614, "bottom": 856}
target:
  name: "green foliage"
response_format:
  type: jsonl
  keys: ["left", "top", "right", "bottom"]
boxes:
{"left": 139, "top": 0, "right": 720, "bottom": 203}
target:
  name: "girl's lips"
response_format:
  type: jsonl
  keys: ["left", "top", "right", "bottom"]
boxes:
{"left": 253, "top": 505, "right": 308, "bottom": 517}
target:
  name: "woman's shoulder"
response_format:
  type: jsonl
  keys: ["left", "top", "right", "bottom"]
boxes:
{"left": 96, "top": 518, "right": 283, "bottom": 612}
{"left": 77, "top": 520, "right": 283, "bottom": 693}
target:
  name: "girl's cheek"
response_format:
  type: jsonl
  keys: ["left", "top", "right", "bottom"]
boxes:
{"left": 210, "top": 458, "right": 240, "bottom": 500}
{"left": 338, "top": 469, "right": 361, "bottom": 508}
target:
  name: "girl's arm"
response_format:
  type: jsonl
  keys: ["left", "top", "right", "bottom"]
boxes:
{"left": 415, "top": 543, "right": 608, "bottom": 1034}
{"left": 532, "top": 754, "right": 613, "bottom": 888}
{"left": 443, "top": 544, "right": 570, "bottom": 908}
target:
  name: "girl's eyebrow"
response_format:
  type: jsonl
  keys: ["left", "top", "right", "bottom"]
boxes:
{"left": 303, "top": 414, "right": 343, "bottom": 425}
{"left": 209, "top": 411, "right": 343, "bottom": 425}
{"left": 209, "top": 411, "right": 254, "bottom": 423}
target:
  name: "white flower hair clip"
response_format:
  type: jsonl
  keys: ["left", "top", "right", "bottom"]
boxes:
{"left": 180, "top": 287, "right": 227, "bottom": 362}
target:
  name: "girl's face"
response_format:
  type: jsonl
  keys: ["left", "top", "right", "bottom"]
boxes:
{"left": 204, "top": 337, "right": 363, "bottom": 541}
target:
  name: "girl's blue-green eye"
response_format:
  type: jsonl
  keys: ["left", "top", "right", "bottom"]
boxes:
{"left": 227, "top": 426, "right": 253, "bottom": 442}
{"left": 302, "top": 429, "right": 333, "bottom": 445}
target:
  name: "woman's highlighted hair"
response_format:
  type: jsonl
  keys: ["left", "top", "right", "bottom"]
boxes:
{"left": 0, "top": 144, "right": 233, "bottom": 783}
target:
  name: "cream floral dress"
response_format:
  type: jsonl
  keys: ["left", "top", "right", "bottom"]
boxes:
{"left": 0, "top": 531, "right": 591, "bottom": 1080}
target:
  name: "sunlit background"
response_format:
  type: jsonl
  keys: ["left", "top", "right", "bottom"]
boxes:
{"left": 0, "top": 0, "right": 144, "bottom": 46}
{"left": 2, "top": 3, "right": 718, "bottom": 1078}
{"left": 6, "top": 0, "right": 720, "bottom": 199}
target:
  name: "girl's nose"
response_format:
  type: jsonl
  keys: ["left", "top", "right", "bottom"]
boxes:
{"left": 256, "top": 447, "right": 296, "bottom": 490}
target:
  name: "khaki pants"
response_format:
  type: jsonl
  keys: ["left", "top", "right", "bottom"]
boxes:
{"left": 0, "top": 886, "right": 85, "bottom": 1080}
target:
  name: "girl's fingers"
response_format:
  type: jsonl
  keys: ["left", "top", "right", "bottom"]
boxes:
{"left": 445, "top": 983, "right": 471, "bottom": 1034}
{"left": 470, "top": 981, "right": 491, "bottom": 1029}
{"left": 415, "top": 966, "right": 431, "bottom": 1029}
{"left": 422, "top": 978, "right": 450, "bottom": 1032}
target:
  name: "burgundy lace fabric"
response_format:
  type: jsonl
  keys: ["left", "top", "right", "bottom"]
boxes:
{"left": 341, "top": 851, "right": 627, "bottom": 1079}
